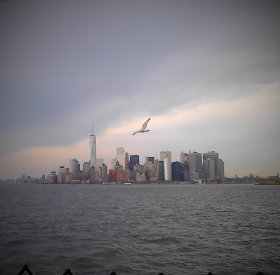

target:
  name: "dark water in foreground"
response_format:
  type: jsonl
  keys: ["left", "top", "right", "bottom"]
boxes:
{"left": 0, "top": 183, "right": 280, "bottom": 275}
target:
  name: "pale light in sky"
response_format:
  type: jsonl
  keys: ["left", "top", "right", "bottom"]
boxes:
{"left": 0, "top": 0, "right": 279, "bottom": 179}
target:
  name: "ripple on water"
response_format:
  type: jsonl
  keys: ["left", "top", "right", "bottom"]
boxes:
{"left": 0, "top": 184, "right": 280, "bottom": 275}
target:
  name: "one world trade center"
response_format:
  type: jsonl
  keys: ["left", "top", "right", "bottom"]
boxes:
{"left": 89, "top": 125, "right": 96, "bottom": 168}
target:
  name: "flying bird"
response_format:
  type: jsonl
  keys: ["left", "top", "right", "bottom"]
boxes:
{"left": 132, "top": 118, "right": 151, "bottom": 135}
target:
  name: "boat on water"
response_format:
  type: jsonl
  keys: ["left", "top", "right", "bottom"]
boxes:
{"left": 256, "top": 178, "right": 280, "bottom": 185}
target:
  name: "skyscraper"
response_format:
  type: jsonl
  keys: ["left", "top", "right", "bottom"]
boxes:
{"left": 188, "top": 151, "right": 203, "bottom": 181}
{"left": 158, "top": 161, "right": 164, "bottom": 181}
{"left": 69, "top": 158, "right": 80, "bottom": 180}
{"left": 83, "top": 161, "right": 90, "bottom": 179}
{"left": 129, "top": 155, "right": 139, "bottom": 171}
{"left": 218, "top": 159, "right": 225, "bottom": 183}
{"left": 116, "top": 147, "right": 125, "bottom": 167}
{"left": 203, "top": 158, "right": 215, "bottom": 180}
{"left": 203, "top": 150, "right": 219, "bottom": 179}
{"left": 160, "top": 151, "right": 172, "bottom": 181}
{"left": 145, "top": 156, "right": 155, "bottom": 163}
{"left": 125, "top": 152, "right": 129, "bottom": 170}
{"left": 160, "top": 150, "right": 172, "bottom": 162}
{"left": 172, "top": 161, "right": 183, "bottom": 181}
{"left": 180, "top": 152, "right": 188, "bottom": 164}
{"left": 89, "top": 125, "right": 96, "bottom": 168}
{"left": 164, "top": 158, "right": 172, "bottom": 181}
{"left": 58, "top": 166, "right": 66, "bottom": 184}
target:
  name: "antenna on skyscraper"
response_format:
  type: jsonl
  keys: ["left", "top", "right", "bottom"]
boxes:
{"left": 91, "top": 124, "right": 93, "bottom": 136}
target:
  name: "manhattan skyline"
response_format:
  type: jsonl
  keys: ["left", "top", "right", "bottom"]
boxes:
{"left": 0, "top": 0, "right": 279, "bottom": 179}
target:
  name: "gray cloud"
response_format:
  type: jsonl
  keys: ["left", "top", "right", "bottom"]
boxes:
{"left": 0, "top": 0, "right": 280, "bottom": 161}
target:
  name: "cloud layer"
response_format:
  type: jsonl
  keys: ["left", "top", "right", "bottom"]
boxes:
{"left": 0, "top": 0, "right": 279, "bottom": 178}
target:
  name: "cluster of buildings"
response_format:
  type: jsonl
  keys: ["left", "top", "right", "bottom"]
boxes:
{"left": 44, "top": 130, "right": 224, "bottom": 184}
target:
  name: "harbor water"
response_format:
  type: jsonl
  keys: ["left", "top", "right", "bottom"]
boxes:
{"left": 0, "top": 183, "right": 280, "bottom": 275}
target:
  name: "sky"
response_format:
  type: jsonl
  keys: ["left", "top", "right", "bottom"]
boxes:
{"left": 0, "top": 0, "right": 279, "bottom": 179}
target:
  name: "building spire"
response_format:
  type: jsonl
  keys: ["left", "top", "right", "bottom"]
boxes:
{"left": 91, "top": 124, "right": 93, "bottom": 135}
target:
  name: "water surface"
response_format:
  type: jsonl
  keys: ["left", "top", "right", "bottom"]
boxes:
{"left": 0, "top": 183, "right": 279, "bottom": 275}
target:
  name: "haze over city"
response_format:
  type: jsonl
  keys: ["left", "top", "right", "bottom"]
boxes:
{"left": 0, "top": 0, "right": 279, "bottom": 179}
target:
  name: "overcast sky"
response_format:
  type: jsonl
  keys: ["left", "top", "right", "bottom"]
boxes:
{"left": 0, "top": 0, "right": 279, "bottom": 179}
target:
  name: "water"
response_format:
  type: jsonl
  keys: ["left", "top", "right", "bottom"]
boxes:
{"left": 0, "top": 183, "right": 280, "bottom": 275}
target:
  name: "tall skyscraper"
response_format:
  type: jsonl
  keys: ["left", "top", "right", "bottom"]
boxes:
{"left": 116, "top": 147, "right": 125, "bottom": 167}
{"left": 218, "top": 159, "right": 225, "bottom": 183}
{"left": 89, "top": 125, "right": 96, "bottom": 168}
{"left": 160, "top": 151, "right": 172, "bottom": 181}
{"left": 188, "top": 151, "right": 203, "bottom": 181}
{"left": 164, "top": 158, "right": 172, "bottom": 181}
{"left": 203, "top": 158, "right": 215, "bottom": 180}
{"left": 172, "top": 161, "right": 183, "bottom": 181}
{"left": 203, "top": 150, "right": 219, "bottom": 179}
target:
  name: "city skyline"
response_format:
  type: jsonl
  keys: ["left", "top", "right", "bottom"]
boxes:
{"left": 0, "top": 1, "right": 280, "bottom": 179}
{"left": 29, "top": 146, "right": 225, "bottom": 184}
{"left": 0, "top": 123, "right": 278, "bottom": 179}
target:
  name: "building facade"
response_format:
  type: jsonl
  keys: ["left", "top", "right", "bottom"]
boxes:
{"left": 188, "top": 151, "right": 203, "bottom": 180}
{"left": 203, "top": 158, "right": 215, "bottom": 180}
{"left": 203, "top": 151, "right": 219, "bottom": 179}
{"left": 218, "top": 159, "right": 225, "bottom": 183}
{"left": 69, "top": 158, "right": 80, "bottom": 180}
{"left": 164, "top": 158, "right": 172, "bottom": 181}
{"left": 116, "top": 147, "right": 125, "bottom": 168}
{"left": 89, "top": 128, "right": 96, "bottom": 168}
{"left": 172, "top": 161, "right": 184, "bottom": 181}
{"left": 129, "top": 155, "right": 140, "bottom": 171}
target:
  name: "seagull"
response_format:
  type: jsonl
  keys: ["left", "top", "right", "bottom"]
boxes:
{"left": 132, "top": 118, "right": 151, "bottom": 135}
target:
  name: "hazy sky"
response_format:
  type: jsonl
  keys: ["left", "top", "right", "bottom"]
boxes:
{"left": 0, "top": 0, "right": 279, "bottom": 179}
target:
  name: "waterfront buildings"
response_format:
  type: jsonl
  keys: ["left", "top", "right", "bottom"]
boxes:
{"left": 47, "top": 171, "right": 58, "bottom": 184}
{"left": 57, "top": 166, "right": 72, "bottom": 184}
{"left": 46, "top": 131, "right": 225, "bottom": 184}
{"left": 48, "top": 147, "right": 225, "bottom": 184}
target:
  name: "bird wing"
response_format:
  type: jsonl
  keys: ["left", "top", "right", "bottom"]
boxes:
{"left": 141, "top": 118, "right": 150, "bottom": 130}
